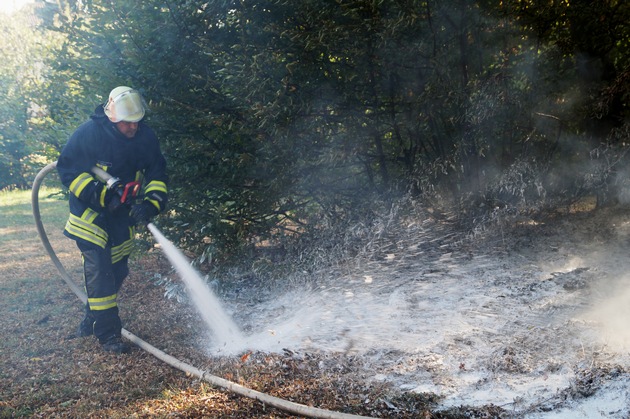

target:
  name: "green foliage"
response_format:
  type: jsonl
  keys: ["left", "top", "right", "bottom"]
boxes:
{"left": 493, "top": 0, "right": 630, "bottom": 132}
{"left": 3, "top": 0, "right": 630, "bottom": 262}
{"left": 0, "top": 10, "right": 44, "bottom": 188}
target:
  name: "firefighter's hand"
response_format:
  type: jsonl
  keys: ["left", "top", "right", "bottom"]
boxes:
{"left": 105, "top": 183, "right": 125, "bottom": 212}
{"left": 130, "top": 201, "right": 159, "bottom": 225}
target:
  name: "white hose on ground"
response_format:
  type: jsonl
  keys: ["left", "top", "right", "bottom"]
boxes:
{"left": 31, "top": 162, "right": 374, "bottom": 419}
{"left": 32, "top": 162, "right": 87, "bottom": 304}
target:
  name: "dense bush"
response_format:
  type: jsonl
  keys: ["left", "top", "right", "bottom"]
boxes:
{"left": 3, "top": 0, "right": 630, "bottom": 264}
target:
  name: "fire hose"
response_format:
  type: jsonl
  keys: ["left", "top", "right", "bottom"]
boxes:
{"left": 32, "top": 162, "right": 372, "bottom": 419}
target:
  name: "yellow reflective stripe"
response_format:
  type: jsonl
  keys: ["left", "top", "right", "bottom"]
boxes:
{"left": 65, "top": 219, "right": 108, "bottom": 248}
{"left": 71, "top": 211, "right": 108, "bottom": 242}
{"left": 65, "top": 210, "right": 108, "bottom": 248}
{"left": 69, "top": 173, "right": 94, "bottom": 197}
{"left": 99, "top": 186, "right": 107, "bottom": 207}
{"left": 147, "top": 199, "right": 161, "bottom": 211}
{"left": 88, "top": 294, "right": 117, "bottom": 311}
{"left": 83, "top": 208, "right": 99, "bottom": 223}
{"left": 145, "top": 180, "right": 167, "bottom": 194}
{"left": 111, "top": 236, "right": 134, "bottom": 264}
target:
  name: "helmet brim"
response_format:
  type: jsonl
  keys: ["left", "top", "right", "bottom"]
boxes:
{"left": 104, "top": 89, "right": 146, "bottom": 123}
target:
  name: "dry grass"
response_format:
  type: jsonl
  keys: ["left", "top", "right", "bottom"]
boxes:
{"left": 1, "top": 188, "right": 466, "bottom": 418}
{"left": 5, "top": 186, "right": 624, "bottom": 418}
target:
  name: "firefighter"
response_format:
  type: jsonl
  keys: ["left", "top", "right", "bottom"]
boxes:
{"left": 57, "top": 86, "right": 168, "bottom": 353}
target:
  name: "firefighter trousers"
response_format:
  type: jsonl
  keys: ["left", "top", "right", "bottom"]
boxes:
{"left": 78, "top": 242, "right": 129, "bottom": 343}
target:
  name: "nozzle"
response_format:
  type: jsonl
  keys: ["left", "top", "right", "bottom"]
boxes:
{"left": 106, "top": 177, "right": 122, "bottom": 190}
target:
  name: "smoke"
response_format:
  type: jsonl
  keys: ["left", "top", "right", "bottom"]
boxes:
{"left": 583, "top": 276, "right": 630, "bottom": 352}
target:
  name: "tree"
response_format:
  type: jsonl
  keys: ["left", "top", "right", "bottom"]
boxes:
{"left": 0, "top": 2, "right": 67, "bottom": 189}
{"left": 40, "top": 0, "right": 630, "bottom": 261}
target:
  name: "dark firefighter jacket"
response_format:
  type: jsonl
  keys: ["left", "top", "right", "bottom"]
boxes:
{"left": 57, "top": 105, "right": 168, "bottom": 257}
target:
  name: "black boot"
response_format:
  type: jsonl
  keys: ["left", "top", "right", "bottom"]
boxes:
{"left": 101, "top": 335, "right": 131, "bottom": 354}
{"left": 92, "top": 308, "right": 125, "bottom": 351}
{"left": 77, "top": 315, "right": 95, "bottom": 337}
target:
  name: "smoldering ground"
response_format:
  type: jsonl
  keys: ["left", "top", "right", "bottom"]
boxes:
{"left": 198, "top": 202, "right": 630, "bottom": 417}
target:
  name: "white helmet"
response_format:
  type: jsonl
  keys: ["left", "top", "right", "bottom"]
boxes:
{"left": 104, "top": 86, "right": 146, "bottom": 123}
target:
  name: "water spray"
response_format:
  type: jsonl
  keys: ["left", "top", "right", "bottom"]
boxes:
{"left": 91, "top": 165, "right": 245, "bottom": 350}
{"left": 146, "top": 223, "right": 245, "bottom": 350}
{"left": 32, "top": 161, "right": 372, "bottom": 419}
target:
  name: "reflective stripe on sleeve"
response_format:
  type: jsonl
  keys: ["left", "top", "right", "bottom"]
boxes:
{"left": 147, "top": 198, "right": 161, "bottom": 212}
{"left": 144, "top": 180, "right": 167, "bottom": 211}
{"left": 144, "top": 180, "right": 167, "bottom": 194}
{"left": 98, "top": 186, "right": 107, "bottom": 207}
{"left": 69, "top": 172, "right": 95, "bottom": 198}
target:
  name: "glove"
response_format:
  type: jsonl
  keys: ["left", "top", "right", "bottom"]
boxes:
{"left": 88, "top": 181, "right": 107, "bottom": 209}
{"left": 130, "top": 201, "right": 159, "bottom": 225}
{"left": 87, "top": 181, "right": 121, "bottom": 211}
{"left": 105, "top": 183, "right": 125, "bottom": 212}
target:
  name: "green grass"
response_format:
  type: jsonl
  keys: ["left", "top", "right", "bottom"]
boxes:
{"left": 0, "top": 187, "right": 68, "bottom": 237}
{"left": 1, "top": 187, "right": 62, "bottom": 208}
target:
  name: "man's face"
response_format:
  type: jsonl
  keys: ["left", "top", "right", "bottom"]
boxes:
{"left": 115, "top": 121, "right": 139, "bottom": 138}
